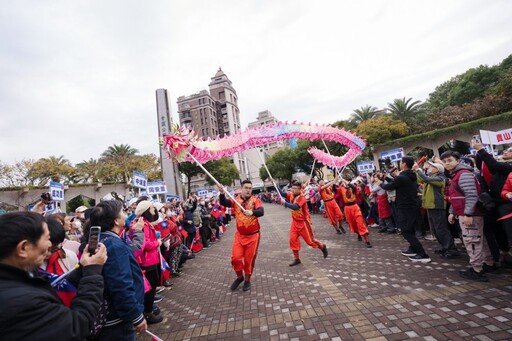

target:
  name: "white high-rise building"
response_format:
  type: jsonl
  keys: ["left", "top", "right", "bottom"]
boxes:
{"left": 177, "top": 69, "right": 249, "bottom": 193}
{"left": 155, "top": 88, "right": 183, "bottom": 198}
{"left": 208, "top": 69, "right": 247, "bottom": 178}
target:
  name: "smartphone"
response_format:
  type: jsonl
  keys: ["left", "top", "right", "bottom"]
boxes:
{"left": 473, "top": 135, "right": 481, "bottom": 143}
{"left": 88, "top": 226, "right": 101, "bottom": 255}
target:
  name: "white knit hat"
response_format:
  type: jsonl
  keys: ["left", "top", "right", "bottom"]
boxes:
{"left": 153, "top": 202, "right": 164, "bottom": 212}
{"left": 135, "top": 200, "right": 152, "bottom": 216}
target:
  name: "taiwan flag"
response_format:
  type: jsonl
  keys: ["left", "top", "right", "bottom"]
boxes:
{"left": 39, "top": 269, "right": 77, "bottom": 307}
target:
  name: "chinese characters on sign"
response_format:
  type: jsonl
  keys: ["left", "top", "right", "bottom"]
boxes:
{"left": 356, "top": 161, "right": 375, "bottom": 175}
{"left": 480, "top": 128, "right": 512, "bottom": 145}
{"left": 133, "top": 171, "right": 168, "bottom": 195}
{"left": 380, "top": 147, "right": 404, "bottom": 162}
{"left": 49, "top": 181, "right": 64, "bottom": 202}
{"left": 197, "top": 189, "right": 208, "bottom": 197}
{"left": 165, "top": 194, "right": 180, "bottom": 202}
{"left": 146, "top": 181, "right": 167, "bottom": 195}
{"left": 160, "top": 115, "right": 168, "bottom": 136}
{"left": 132, "top": 171, "right": 147, "bottom": 189}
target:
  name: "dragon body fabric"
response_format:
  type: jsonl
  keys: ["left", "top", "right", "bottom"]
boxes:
{"left": 162, "top": 122, "right": 366, "bottom": 168}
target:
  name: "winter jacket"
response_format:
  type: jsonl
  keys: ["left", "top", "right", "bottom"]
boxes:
{"left": 132, "top": 230, "right": 145, "bottom": 252}
{"left": 0, "top": 263, "right": 104, "bottom": 341}
{"left": 199, "top": 204, "right": 211, "bottom": 227}
{"left": 100, "top": 231, "right": 145, "bottom": 328}
{"left": 416, "top": 170, "right": 447, "bottom": 209}
{"left": 379, "top": 170, "right": 419, "bottom": 209}
{"left": 447, "top": 163, "right": 482, "bottom": 216}
{"left": 192, "top": 203, "right": 202, "bottom": 226}
{"left": 166, "top": 217, "right": 183, "bottom": 249}
{"left": 501, "top": 172, "right": 512, "bottom": 201}
{"left": 137, "top": 220, "right": 160, "bottom": 267}
{"left": 182, "top": 201, "right": 197, "bottom": 234}
{"left": 125, "top": 212, "right": 137, "bottom": 229}
{"left": 476, "top": 148, "right": 512, "bottom": 202}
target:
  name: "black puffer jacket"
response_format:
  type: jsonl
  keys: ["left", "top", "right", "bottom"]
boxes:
{"left": 0, "top": 263, "right": 104, "bottom": 341}
{"left": 380, "top": 169, "right": 420, "bottom": 209}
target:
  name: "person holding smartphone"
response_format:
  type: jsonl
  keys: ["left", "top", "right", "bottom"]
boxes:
{"left": 0, "top": 212, "right": 107, "bottom": 341}
{"left": 473, "top": 138, "right": 512, "bottom": 266}
{"left": 88, "top": 200, "right": 147, "bottom": 339}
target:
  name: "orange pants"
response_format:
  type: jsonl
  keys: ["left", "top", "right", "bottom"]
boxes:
{"left": 324, "top": 200, "right": 344, "bottom": 226}
{"left": 231, "top": 231, "right": 260, "bottom": 276}
{"left": 290, "top": 220, "right": 323, "bottom": 251}
{"left": 344, "top": 204, "right": 368, "bottom": 235}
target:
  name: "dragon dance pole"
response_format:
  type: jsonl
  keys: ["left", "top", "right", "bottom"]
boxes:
{"left": 256, "top": 149, "right": 283, "bottom": 201}
{"left": 321, "top": 139, "right": 343, "bottom": 179}
{"left": 186, "top": 152, "right": 246, "bottom": 213}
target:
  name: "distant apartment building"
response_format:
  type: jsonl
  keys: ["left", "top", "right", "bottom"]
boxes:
{"left": 177, "top": 68, "right": 248, "bottom": 193}
{"left": 245, "top": 110, "right": 287, "bottom": 190}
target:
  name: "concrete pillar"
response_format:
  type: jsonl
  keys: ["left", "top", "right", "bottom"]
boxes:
{"left": 373, "top": 151, "right": 381, "bottom": 171}
{"left": 95, "top": 183, "right": 103, "bottom": 204}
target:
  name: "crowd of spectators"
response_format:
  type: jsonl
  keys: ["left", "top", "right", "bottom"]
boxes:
{"left": 2, "top": 139, "right": 512, "bottom": 339}
{"left": 0, "top": 188, "right": 231, "bottom": 340}
{"left": 263, "top": 141, "right": 512, "bottom": 282}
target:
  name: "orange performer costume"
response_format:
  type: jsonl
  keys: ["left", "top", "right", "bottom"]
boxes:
{"left": 219, "top": 181, "right": 264, "bottom": 292}
{"left": 281, "top": 183, "right": 328, "bottom": 266}
{"left": 318, "top": 179, "right": 345, "bottom": 234}
{"left": 339, "top": 181, "right": 372, "bottom": 248}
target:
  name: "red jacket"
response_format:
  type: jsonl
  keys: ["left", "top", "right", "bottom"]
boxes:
{"left": 135, "top": 219, "right": 160, "bottom": 267}
{"left": 501, "top": 172, "right": 512, "bottom": 201}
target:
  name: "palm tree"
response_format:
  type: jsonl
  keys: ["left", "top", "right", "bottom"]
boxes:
{"left": 350, "top": 105, "right": 382, "bottom": 124}
{"left": 30, "top": 155, "right": 75, "bottom": 184}
{"left": 76, "top": 158, "right": 100, "bottom": 183}
{"left": 100, "top": 144, "right": 139, "bottom": 182}
{"left": 386, "top": 97, "right": 423, "bottom": 126}
{"left": 101, "top": 144, "right": 139, "bottom": 159}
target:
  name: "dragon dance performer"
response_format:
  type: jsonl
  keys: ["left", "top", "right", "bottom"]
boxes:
{"left": 338, "top": 178, "right": 372, "bottom": 248}
{"left": 218, "top": 180, "right": 264, "bottom": 292}
{"left": 318, "top": 179, "right": 346, "bottom": 234}
{"left": 281, "top": 180, "right": 328, "bottom": 266}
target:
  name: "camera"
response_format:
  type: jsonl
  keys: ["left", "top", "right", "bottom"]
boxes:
{"left": 40, "top": 192, "right": 53, "bottom": 205}
{"left": 378, "top": 157, "right": 392, "bottom": 167}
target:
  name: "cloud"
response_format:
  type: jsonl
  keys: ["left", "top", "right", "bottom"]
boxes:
{"left": 1, "top": 0, "right": 511, "bottom": 165}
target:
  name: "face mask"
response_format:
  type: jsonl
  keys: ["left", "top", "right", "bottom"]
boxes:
{"left": 144, "top": 210, "right": 159, "bottom": 223}
{"left": 151, "top": 216, "right": 164, "bottom": 226}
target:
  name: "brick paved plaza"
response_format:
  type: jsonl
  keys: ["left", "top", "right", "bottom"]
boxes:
{"left": 141, "top": 204, "right": 512, "bottom": 341}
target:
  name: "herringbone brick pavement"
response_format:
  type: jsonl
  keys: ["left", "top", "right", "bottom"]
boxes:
{"left": 139, "top": 203, "right": 512, "bottom": 341}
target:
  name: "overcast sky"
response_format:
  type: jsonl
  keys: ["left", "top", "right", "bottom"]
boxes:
{"left": 1, "top": 0, "right": 511, "bottom": 165}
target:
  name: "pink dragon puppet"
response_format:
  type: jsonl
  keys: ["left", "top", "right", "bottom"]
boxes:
{"left": 162, "top": 121, "right": 366, "bottom": 169}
